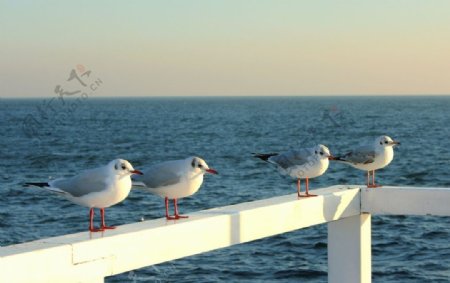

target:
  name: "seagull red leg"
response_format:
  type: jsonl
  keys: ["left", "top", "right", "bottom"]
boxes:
{"left": 100, "top": 208, "right": 116, "bottom": 230}
{"left": 371, "top": 170, "right": 382, "bottom": 188}
{"left": 165, "top": 197, "right": 176, "bottom": 220}
{"left": 89, "top": 208, "right": 104, "bottom": 232}
{"left": 367, "top": 170, "right": 381, "bottom": 188}
{"left": 89, "top": 208, "right": 94, "bottom": 231}
{"left": 305, "top": 178, "right": 317, "bottom": 197}
{"left": 297, "top": 179, "right": 301, "bottom": 198}
{"left": 174, "top": 199, "right": 188, "bottom": 219}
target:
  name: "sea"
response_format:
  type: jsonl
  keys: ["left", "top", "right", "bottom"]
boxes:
{"left": 0, "top": 96, "right": 449, "bottom": 282}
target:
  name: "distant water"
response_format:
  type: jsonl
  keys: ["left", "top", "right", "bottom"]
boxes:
{"left": 0, "top": 96, "right": 449, "bottom": 282}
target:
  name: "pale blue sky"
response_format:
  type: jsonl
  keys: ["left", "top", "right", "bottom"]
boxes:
{"left": 1, "top": 1, "right": 450, "bottom": 97}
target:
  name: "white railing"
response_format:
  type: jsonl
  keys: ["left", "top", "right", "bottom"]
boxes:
{"left": 1, "top": 185, "right": 449, "bottom": 283}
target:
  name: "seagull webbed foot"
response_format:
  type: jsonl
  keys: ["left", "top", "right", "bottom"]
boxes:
{"left": 298, "top": 194, "right": 318, "bottom": 198}
{"left": 89, "top": 227, "right": 105, "bottom": 232}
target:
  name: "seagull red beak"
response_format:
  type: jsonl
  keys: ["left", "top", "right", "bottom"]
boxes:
{"left": 328, "top": 155, "right": 336, "bottom": 160}
{"left": 390, "top": 141, "right": 400, "bottom": 145}
{"left": 206, "top": 168, "right": 218, "bottom": 175}
{"left": 131, "top": 170, "right": 143, "bottom": 175}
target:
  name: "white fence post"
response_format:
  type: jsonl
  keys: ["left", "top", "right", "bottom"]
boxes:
{"left": 328, "top": 213, "right": 371, "bottom": 283}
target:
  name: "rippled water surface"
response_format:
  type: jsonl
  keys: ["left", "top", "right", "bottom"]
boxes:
{"left": 0, "top": 96, "right": 449, "bottom": 282}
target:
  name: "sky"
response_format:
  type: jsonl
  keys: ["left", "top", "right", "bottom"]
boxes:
{"left": 1, "top": 0, "right": 450, "bottom": 97}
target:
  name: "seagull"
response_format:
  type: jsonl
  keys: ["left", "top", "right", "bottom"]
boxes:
{"left": 26, "top": 159, "right": 143, "bottom": 232}
{"left": 254, "top": 144, "right": 334, "bottom": 197}
{"left": 132, "top": 156, "right": 218, "bottom": 220}
{"left": 333, "top": 135, "right": 400, "bottom": 188}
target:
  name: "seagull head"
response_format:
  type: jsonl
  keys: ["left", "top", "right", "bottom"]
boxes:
{"left": 110, "top": 159, "right": 143, "bottom": 176}
{"left": 375, "top": 136, "right": 400, "bottom": 148}
{"left": 314, "top": 144, "right": 335, "bottom": 160}
{"left": 190, "top": 157, "right": 218, "bottom": 175}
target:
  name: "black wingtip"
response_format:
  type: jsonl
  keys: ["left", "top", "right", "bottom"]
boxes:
{"left": 253, "top": 153, "right": 278, "bottom": 162}
{"left": 25, "top": 182, "right": 49, "bottom": 187}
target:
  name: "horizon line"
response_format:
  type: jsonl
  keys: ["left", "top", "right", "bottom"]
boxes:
{"left": 1, "top": 94, "right": 450, "bottom": 99}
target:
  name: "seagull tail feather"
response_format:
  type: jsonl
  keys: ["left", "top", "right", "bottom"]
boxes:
{"left": 132, "top": 181, "right": 147, "bottom": 188}
{"left": 252, "top": 153, "right": 278, "bottom": 162}
{"left": 24, "top": 182, "right": 50, "bottom": 187}
{"left": 24, "top": 183, "right": 67, "bottom": 195}
{"left": 330, "top": 156, "right": 347, "bottom": 162}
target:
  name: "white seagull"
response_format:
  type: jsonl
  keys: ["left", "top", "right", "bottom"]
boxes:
{"left": 26, "top": 159, "right": 143, "bottom": 232}
{"left": 333, "top": 135, "right": 400, "bottom": 188}
{"left": 132, "top": 156, "right": 218, "bottom": 220}
{"left": 254, "top": 144, "right": 334, "bottom": 197}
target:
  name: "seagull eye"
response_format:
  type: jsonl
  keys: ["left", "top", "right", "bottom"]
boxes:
{"left": 199, "top": 164, "right": 203, "bottom": 168}
{"left": 384, "top": 141, "right": 388, "bottom": 144}
{"left": 320, "top": 152, "right": 324, "bottom": 155}
{"left": 121, "top": 164, "right": 126, "bottom": 170}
